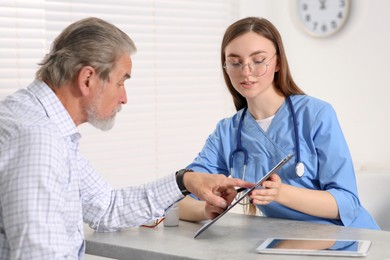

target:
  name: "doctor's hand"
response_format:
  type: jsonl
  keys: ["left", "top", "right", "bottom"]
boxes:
{"left": 183, "top": 172, "right": 254, "bottom": 210}
{"left": 249, "top": 173, "right": 282, "bottom": 205}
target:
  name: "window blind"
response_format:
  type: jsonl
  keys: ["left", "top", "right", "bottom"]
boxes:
{"left": 0, "top": 0, "right": 239, "bottom": 187}
{"left": 0, "top": 0, "right": 45, "bottom": 98}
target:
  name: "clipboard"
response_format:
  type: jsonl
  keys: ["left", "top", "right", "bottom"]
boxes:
{"left": 193, "top": 154, "right": 293, "bottom": 238}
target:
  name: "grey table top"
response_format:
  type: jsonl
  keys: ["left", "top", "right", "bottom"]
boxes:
{"left": 84, "top": 213, "right": 390, "bottom": 259}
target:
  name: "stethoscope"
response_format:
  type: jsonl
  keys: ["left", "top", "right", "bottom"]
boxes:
{"left": 229, "top": 95, "right": 305, "bottom": 180}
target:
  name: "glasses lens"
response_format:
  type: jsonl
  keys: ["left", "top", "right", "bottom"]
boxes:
{"left": 225, "top": 62, "right": 267, "bottom": 77}
{"left": 252, "top": 63, "right": 267, "bottom": 76}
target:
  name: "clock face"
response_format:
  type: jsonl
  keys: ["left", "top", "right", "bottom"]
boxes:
{"left": 297, "top": 0, "right": 350, "bottom": 37}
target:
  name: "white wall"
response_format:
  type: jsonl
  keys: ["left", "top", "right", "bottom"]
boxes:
{"left": 4, "top": 1, "right": 387, "bottom": 188}
{"left": 82, "top": 0, "right": 390, "bottom": 187}
{"left": 239, "top": 0, "right": 390, "bottom": 172}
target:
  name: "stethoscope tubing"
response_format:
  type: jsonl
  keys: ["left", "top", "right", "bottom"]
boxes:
{"left": 230, "top": 95, "right": 304, "bottom": 179}
{"left": 286, "top": 96, "right": 301, "bottom": 165}
{"left": 229, "top": 107, "right": 249, "bottom": 180}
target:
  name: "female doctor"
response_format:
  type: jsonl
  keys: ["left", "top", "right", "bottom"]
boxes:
{"left": 179, "top": 17, "right": 379, "bottom": 229}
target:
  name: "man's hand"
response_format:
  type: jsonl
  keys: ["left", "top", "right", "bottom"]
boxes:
{"left": 183, "top": 172, "right": 254, "bottom": 209}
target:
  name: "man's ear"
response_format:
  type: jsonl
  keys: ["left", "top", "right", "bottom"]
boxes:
{"left": 77, "top": 66, "right": 96, "bottom": 96}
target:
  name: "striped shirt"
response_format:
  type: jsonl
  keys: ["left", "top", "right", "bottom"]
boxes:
{"left": 0, "top": 80, "right": 183, "bottom": 259}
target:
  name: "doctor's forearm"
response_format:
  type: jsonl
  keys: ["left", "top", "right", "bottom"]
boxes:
{"left": 278, "top": 184, "right": 340, "bottom": 219}
{"left": 178, "top": 196, "right": 207, "bottom": 221}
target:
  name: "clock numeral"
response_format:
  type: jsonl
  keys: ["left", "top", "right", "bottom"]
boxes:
{"left": 298, "top": 0, "right": 349, "bottom": 37}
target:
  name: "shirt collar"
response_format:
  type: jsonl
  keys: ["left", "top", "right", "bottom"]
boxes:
{"left": 27, "top": 80, "right": 80, "bottom": 140}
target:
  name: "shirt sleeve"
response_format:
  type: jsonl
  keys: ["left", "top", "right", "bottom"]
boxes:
{"left": 78, "top": 154, "right": 184, "bottom": 231}
{"left": 187, "top": 119, "right": 230, "bottom": 176}
{"left": 0, "top": 126, "right": 75, "bottom": 259}
{"left": 312, "top": 104, "right": 360, "bottom": 226}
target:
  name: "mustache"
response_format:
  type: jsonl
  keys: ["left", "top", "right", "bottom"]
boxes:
{"left": 114, "top": 105, "right": 122, "bottom": 114}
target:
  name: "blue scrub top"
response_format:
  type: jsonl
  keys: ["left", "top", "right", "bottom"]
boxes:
{"left": 188, "top": 95, "right": 379, "bottom": 230}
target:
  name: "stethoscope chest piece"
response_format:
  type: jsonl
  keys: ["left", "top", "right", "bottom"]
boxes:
{"left": 295, "top": 162, "right": 305, "bottom": 177}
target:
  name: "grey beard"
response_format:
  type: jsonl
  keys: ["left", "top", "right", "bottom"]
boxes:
{"left": 87, "top": 104, "right": 121, "bottom": 131}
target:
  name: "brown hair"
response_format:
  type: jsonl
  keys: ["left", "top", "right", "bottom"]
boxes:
{"left": 221, "top": 17, "right": 304, "bottom": 111}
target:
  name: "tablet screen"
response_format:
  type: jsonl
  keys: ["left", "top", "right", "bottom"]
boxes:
{"left": 193, "top": 154, "right": 293, "bottom": 239}
{"left": 256, "top": 238, "right": 371, "bottom": 257}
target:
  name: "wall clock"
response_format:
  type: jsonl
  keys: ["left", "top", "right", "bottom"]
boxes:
{"left": 296, "top": 0, "right": 351, "bottom": 38}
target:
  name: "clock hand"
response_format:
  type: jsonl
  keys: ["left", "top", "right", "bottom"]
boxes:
{"left": 319, "top": 0, "right": 326, "bottom": 10}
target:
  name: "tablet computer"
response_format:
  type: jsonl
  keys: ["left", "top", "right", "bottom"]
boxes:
{"left": 256, "top": 238, "right": 371, "bottom": 257}
{"left": 193, "top": 154, "right": 293, "bottom": 239}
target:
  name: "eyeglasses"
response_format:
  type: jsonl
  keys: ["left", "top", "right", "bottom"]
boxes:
{"left": 223, "top": 53, "right": 277, "bottom": 77}
{"left": 140, "top": 217, "right": 165, "bottom": 228}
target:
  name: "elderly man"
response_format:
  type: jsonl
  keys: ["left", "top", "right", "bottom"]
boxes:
{"left": 0, "top": 17, "right": 252, "bottom": 259}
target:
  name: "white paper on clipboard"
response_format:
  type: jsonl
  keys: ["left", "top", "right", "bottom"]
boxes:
{"left": 193, "top": 154, "right": 293, "bottom": 239}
